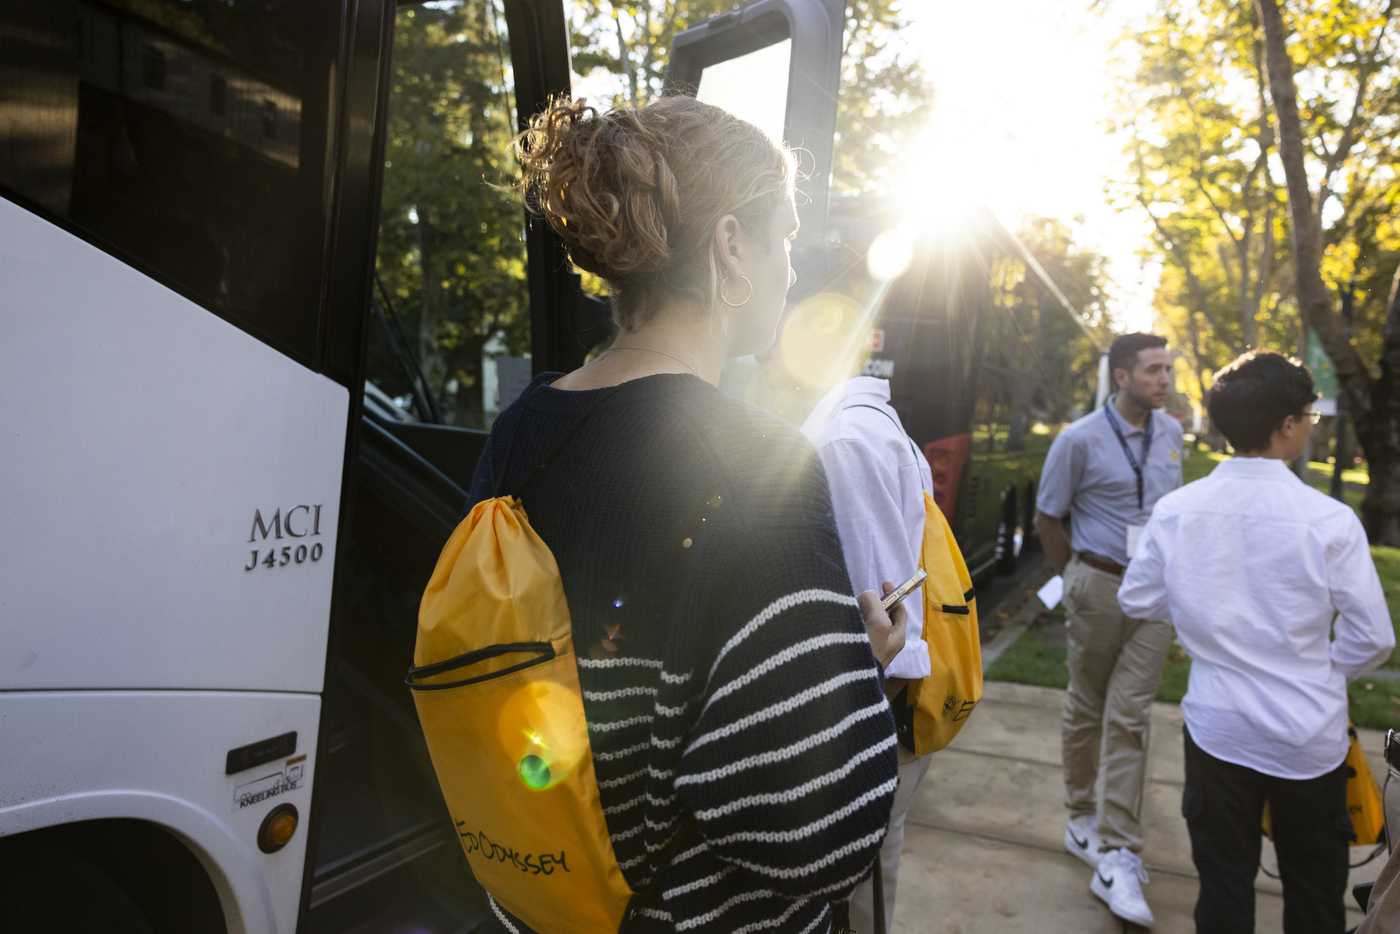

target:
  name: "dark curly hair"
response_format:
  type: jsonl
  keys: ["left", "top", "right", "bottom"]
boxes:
{"left": 1206, "top": 350, "right": 1316, "bottom": 452}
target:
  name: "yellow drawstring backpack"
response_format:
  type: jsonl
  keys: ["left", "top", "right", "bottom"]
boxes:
{"left": 1261, "top": 723, "right": 1385, "bottom": 847}
{"left": 903, "top": 490, "right": 982, "bottom": 754}
{"left": 407, "top": 390, "right": 682, "bottom": 934}
{"left": 833, "top": 404, "right": 982, "bottom": 756}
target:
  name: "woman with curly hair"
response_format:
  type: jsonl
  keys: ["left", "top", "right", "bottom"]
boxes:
{"left": 470, "top": 95, "right": 903, "bottom": 934}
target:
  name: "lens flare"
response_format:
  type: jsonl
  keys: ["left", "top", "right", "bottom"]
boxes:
{"left": 779, "top": 293, "right": 872, "bottom": 388}
{"left": 518, "top": 754, "right": 551, "bottom": 789}
{"left": 867, "top": 223, "right": 918, "bottom": 281}
{"left": 498, "top": 679, "right": 588, "bottom": 790}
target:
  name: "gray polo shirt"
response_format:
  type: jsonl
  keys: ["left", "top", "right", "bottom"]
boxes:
{"left": 1036, "top": 398, "right": 1184, "bottom": 567}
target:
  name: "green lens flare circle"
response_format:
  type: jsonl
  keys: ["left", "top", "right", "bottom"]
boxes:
{"left": 518, "top": 754, "right": 551, "bottom": 789}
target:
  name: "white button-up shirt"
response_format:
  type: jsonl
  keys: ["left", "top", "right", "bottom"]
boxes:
{"left": 1118, "top": 456, "right": 1394, "bottom": 779}
{"left": 801, "top": 377, "right": 933, "bottom": 679}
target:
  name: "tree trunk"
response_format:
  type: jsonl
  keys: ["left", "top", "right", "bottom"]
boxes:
{"left": 1256, "top": 0, "right": 1400, "bottom": 543}
{"left": 1006, "top": 288, "right": 1044, "bottom": 451}
{"left": 1360, "top": 266, "right": 1400, "bottom": 543}
{"left": 1246, "top": 194, "right": 1274, "bottom": 349}
{"left": 1256, "top": 0, "right": 1370, "bottom": 413}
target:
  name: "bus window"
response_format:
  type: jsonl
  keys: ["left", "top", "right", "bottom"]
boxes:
{"left": 0, "top": 0, "right": 340, "bottom": 368}
{"left": 301, "top": 3, "right": 520, "bottom": 925}
{"left": 369, "top": 0, "right": 529, "bottom": 430}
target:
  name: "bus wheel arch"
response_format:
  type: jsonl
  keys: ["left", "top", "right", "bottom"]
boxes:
{"left": 0, "top": 817, "right": 228, "bottom": 934}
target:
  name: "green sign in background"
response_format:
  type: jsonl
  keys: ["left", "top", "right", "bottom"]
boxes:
{"left": 1304, "top": 329, "right": 1339, "bottom": 409}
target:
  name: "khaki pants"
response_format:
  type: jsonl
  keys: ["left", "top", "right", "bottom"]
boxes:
{"left": 850, "top": 743, "right": 932, "bottom": 933}
{"left": 1062, "top": 554, "right": 1172, "bottom": 854}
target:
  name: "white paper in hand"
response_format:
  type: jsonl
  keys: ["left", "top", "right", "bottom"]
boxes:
{"left": 1126, "top": 524, "right": 1145, "bottom": 560}
{"left": 1036, "top": 575, "right": 1064, "bottom": 610}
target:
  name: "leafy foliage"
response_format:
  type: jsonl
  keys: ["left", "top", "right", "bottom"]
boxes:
{"left": 831, "top": 0, "right": 934, "bottom": 194}
{"left": 1113, "top": 0, "right": 1400, "bottom": 418}
{"left": 373, "top": 1, "right": 529, "bottom": 427}
{"left": 372, "top": 0, "right": 935, "bottom": 426}
{"left": 987, "top": 216, "right": 1115, "bottom": 430}
{"left": 1111, "top": 0, "right": 1292, "bottom": 408}
{"left": 568, "top": 0, "right": 933, "bottom": 193}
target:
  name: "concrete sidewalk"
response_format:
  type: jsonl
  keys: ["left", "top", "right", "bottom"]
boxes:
{"left": 891, "top": 681, "right": 1389, "bottom": 932}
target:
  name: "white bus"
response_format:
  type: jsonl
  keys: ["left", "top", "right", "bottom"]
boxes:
{"left": 0, "top": 0, "right": 843, "bottom": 931}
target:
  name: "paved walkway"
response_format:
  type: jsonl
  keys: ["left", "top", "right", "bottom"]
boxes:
{"left": 891, "top": 681, "right": 1389, "bottom": 933}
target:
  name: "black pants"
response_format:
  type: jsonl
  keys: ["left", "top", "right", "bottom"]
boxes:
{"left": 1182, "top": 726, "right": 1353, "bottom": 934}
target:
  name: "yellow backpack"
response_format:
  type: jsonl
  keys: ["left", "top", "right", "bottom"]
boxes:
{"left": 407, "top": 390, "right": 671, "bottom": 934}
{"left": 829, "top": 404, "right": 982, "bottom": 756}
{"left": 1261, "top": 723, "right": 1385, "bottom": 847}
{"left": 903, "top": 490, "right": 982, "bottom": 754}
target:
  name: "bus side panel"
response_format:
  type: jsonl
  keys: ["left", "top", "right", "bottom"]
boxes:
{"left": 0, "top": 198, "right": 348, "bottom": 693}
{"left": 0, "top": 690, "right": 320, "bottom": 934}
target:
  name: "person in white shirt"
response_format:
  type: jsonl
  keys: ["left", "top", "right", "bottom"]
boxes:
{"left": 801, "top": 375, "right": 933, "bottom": 934}
{"left": 1119, "top": 349, "right": 1394, "bottom": 934}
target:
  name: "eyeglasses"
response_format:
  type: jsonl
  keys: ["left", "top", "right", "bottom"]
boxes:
{"left": 1299, "top": 410, "right": 1322, "bottom": 424}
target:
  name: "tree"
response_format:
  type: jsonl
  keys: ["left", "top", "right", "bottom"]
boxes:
{"left": 1112, "top": 0, "right": 1291, "bottom": 409}
{"left": 375, "top": 0, "right": 932, "bottom": 427}
{"left": 568, "top": 0, "right": 932, "bottom": 193}
{"left": 1255, "top": 0, "right": 1400, "bottom": 541}
{"left": 374, "top": 1, "right": 529, "bottom": 427}
{"left": 990, "top": 216, "right": 1115, "bottom": 447}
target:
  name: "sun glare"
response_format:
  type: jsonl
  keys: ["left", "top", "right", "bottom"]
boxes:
{"left": 867, "top": 221, "right": 918, "bottom": 281}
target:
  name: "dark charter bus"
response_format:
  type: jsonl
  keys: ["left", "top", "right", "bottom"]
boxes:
{"left": 1, "top": 1, "right": 1060, "bottom": 931}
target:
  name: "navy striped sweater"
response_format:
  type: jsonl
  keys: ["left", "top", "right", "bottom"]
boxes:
{"left": 467, "top": 373, "right": 899, "bottom": 934}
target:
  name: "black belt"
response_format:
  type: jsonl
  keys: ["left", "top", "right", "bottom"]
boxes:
{"left": 1076, "top": 552, "right": 1125, "bottom": 577}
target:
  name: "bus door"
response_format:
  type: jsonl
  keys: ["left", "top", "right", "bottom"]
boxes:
{"left": 0, "top": 1, "right": 390, "bottom": 932}
{"left": 306, "top": 0, "right": 853, "bottom": 929}
{"left": 298, "top": 0, "right": 585, "bottom": 931}
{"left": 665, "top": 0, "right": 847, "bottom": 247}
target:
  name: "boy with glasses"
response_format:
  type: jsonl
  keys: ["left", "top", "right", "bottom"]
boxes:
{"left": 1119, "top": 349, "right": 1394, "bottom": 933}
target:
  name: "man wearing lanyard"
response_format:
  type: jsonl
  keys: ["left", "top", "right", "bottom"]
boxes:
{"left": 1034, "top": 332, "right": 1182, "bottom": 927}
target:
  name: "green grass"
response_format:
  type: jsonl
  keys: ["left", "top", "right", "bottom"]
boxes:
{"left": 1180, "top": 445, "right": 1229, "bottom": 485}
{"left": 1309, "top": 460, "right": 1369, "bottom": 486}
{"left": 984, "top": 622, "right": 1069, "bottom": 691}
{"left": 1349, "top": 675, "right": 1400, "bottom": 732}
{"left": 984, "top": 607, "right": 1192, "bottom": 704}
{"left": 1182, "top": 443, "right": 1364, "bottom": 512}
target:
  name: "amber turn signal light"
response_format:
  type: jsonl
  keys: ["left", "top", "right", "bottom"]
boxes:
{"left": 258, "top": 803, "right": 299, "bottom": 854}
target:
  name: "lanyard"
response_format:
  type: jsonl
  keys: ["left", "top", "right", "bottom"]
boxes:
{"left": 1102, "top": 397, "right": 1153, "bottom": 510}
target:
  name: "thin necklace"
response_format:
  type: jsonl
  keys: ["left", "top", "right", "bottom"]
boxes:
{"left": 604, "top": 345, "right": 700, "bottom": 377}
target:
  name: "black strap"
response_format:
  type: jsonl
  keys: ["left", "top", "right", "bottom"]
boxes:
{"left": 842, "top": 404, "right": 921, "bottom": 462}
{"left": 1101, "top": 397, "right": 1154, "bottom": 511}
{"left": 404, "top": 642, "right": 555, "bottom": 691}
{"left": 872, "top": 856, "right": 885, "bottom": 934}
{"left": 845, "top": 405, "right": 971, "bottom": 617}
{"left": 618, "top": 820, "right": 700, "bottom": 932}
{"left": 492, "top": 384, "right": 625, "bottom": 499}
{"left": 829, "top": 858, "right": 886, "bottom": 934}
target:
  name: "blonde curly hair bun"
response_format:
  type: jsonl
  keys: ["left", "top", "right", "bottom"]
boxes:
{"left": 517, "top": 95, "right": 794, "bottom": 331}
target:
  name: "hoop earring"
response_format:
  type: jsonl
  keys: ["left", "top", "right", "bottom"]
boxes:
{"left": 721, "top": 275, "right": 753, "bottom": 307}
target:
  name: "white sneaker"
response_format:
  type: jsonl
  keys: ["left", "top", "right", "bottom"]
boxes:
{"left": 1064, "top": 814, "right": 1102, "bottom": 868}
{"left": 1090, "top": 848, "right": 1154, "bottom": 927}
